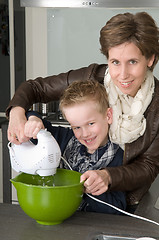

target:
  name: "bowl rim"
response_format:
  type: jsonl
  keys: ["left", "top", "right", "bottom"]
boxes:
{"left": 10, "top": 168, "right": 84, "bottom": 189}
{"left": 10, "top": 178, "right": 84, "bottom": 189}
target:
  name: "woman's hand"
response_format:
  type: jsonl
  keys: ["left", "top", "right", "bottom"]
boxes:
{"left": 7, "top": 106, "right": 30, "bottom": 144}
{"left": 24, "top": 115, "right": 44, "bottom": 139}
{"left": 80, "top": 169, "right": 111, "bottom": 195}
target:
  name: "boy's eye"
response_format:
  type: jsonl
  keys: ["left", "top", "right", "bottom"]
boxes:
{"left": 89, "top": 122, "right": 94, "bottom": 126}
{"left": 73, "top": 126, "right": 80, "bottom": 130}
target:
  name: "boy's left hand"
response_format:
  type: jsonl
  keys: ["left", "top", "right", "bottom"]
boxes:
{"left": 80, "top": 169, "right": 111, "bottom": 196}
{"left": 24, "top": 116, "right": 45, "bottom": 139}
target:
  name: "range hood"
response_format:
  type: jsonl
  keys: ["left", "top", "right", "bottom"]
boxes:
{"left": 20, "top": 0, "right": 159, "bottom": 8}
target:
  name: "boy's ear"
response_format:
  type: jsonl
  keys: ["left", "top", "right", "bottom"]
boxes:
{"left": 106, "top": 108, "right": 113, "bottom": 124}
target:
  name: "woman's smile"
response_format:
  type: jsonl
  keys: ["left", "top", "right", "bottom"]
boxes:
{"left": 119, "top": 80, "right": 134, "bottom": 88}
{"left": 108, "top": 42, "right": 154, "bottom": 97}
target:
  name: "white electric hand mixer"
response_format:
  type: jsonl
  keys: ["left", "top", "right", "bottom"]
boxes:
{"left": 8, "top": 129, "right": 61, "bottom": 176}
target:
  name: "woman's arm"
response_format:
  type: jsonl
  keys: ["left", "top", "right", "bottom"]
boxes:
{"left": 107, "top": 131, "right": 159, "bottom": 204}
{"left": 6, "top": 73, "right": 70, "bottom": 118}
{"left": 6, "top": 64, "right": 104, "bottom": 143}
{"left": 6, "top": 72, "right": 69, "bottom": 143}
{"left": 6, "top": 64, "right": 103, "bottom": 118}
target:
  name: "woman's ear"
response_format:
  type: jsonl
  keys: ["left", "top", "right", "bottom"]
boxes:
{"left": 147, "top": 54, "right": 155, "bottom": 68}
{"left": 106, "top": 108, "right": 113, "bottom": 124}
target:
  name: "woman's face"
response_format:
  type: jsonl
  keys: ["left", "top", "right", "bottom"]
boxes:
{"left": 108, "top": 42, "right": 154, "bottom": 97}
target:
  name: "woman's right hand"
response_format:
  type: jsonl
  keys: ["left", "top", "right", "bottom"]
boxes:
{"left": 7, "top": 106, "right": 30, "bottom": 144}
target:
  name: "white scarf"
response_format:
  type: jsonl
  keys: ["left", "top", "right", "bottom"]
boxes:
{"left": 104, "top": 69, "right": 154, "bottom": 145}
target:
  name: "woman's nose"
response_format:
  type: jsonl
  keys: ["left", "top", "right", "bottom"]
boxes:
{"left": 120, "top": 65, "right": 129, "bottom": 80}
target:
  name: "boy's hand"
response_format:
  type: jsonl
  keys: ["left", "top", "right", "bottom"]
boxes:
{"left": 80, "top": 169, "right": 111, "bottom": 196}
{"left": 24, "top": 115, "right": 44, "bottom": 139}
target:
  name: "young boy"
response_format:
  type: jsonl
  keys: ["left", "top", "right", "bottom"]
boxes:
{"left": 25, "top": 80, "right": 126, "bottom": 214}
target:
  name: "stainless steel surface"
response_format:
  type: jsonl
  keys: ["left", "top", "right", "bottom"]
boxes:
{"left": 33, "top": 101, "right": 59, "bottom": 117}
{"left": 20, "top": 0, "right": 159, "bottom": 8}
{"left": 154, "top": 197, "right": 159, "bottom": 210}
{"left": 92, "top": 235, "right": 136, "bottom": 240}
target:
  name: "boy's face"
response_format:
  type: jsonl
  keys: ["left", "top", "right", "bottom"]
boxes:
{"left": 63, "top": 100, "right": 112, "bottom": 154}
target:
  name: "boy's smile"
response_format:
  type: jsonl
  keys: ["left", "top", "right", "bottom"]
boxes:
{"left": 63, "top": 100, "right": 112, "bottom": 154}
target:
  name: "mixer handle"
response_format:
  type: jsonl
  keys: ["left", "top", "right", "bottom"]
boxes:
{"left": 8, "top": 142, "right": 15, "bottom": 156}
{"left": 36, "top": 129, "right": 53, "bottom": 142}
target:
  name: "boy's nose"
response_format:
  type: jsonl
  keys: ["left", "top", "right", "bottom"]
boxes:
{"left": 81, "top": 128, "right": 90, "bottom": 137}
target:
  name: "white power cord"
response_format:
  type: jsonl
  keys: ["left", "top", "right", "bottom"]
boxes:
{"left": 61, "top": 156, "right": 73, "bottom": 170}
{"left": 61, "top": 156, "right": 159, "bottom": 226}
{"left": 86, "top": 193, "right": 159, "bottom": 226}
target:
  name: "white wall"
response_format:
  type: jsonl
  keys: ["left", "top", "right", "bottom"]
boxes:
{"left": 47, "top": 8, "right": 159, "bottom": 79}
{"left": 25, "top": 7, "right": 159, "bottom": 79}
{"left": 25, "top": 7, "right": 48, "bottom": 79}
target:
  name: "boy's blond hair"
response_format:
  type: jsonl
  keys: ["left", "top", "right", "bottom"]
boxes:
{"left": 59, "top": 80, "right": 109, "bottom": 118}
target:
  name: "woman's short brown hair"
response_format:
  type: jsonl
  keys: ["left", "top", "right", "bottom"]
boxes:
{"left": 100, "top": 12, "right": 159, "bottom": 71}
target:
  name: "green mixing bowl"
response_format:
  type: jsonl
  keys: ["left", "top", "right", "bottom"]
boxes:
{"left": 11, "top": 168, "right": 84, "bottom": 225}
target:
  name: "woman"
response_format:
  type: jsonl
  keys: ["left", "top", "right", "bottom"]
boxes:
{"left": 6, "top": 12, "right": 159, "bottom": 208}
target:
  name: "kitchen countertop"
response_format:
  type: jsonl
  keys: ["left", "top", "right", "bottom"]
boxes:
{"left": 1, "top": 176, "right": 159, "bottom": 240}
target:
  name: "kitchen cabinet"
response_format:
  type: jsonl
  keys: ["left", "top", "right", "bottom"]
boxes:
{"left": 1, "top": 120, "right": 11, "bottom": 203}
{"left": 0, "top": 129, "right": 2, "bottom": 203}
{"left": 0, "top": 0, "right": 26, "bottom": 203}
{"left": 0, "top": 0, "right": 26, "bottom": 115}
{"left": 0, "top": 1, "right": 10, "bottom": 114}
{"left": 0, "top": 118, "right": 9, "bottom": 203}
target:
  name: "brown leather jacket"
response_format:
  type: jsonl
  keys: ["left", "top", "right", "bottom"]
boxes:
{"left": 6, "top": 63, "right": 159, "bottom": 205}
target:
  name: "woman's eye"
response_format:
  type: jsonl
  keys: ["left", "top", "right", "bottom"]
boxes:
{"left": 112, "top": 60, "right": 119, "bottom": 65}
{"left": 129, "top": 60, "right": 137, "bottom": 64}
